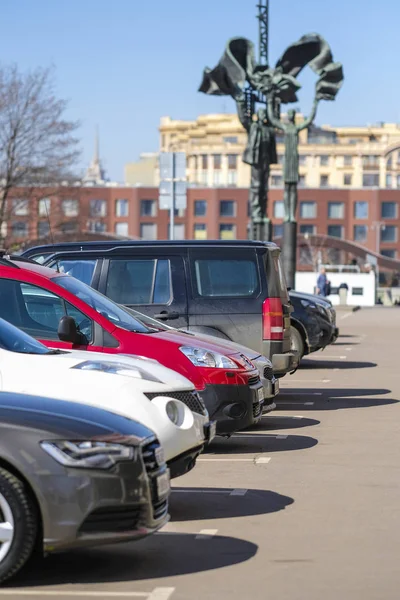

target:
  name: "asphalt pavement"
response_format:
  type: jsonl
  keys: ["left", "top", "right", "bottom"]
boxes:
{"left": 2, "top": 307, "right": 400, "bottom": 600}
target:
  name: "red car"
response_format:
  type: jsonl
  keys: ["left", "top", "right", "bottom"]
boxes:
{"left": 0, "top": 255, "right": 265, "bottom": 434}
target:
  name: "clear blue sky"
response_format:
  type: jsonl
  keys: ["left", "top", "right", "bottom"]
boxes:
{"left": 1, "top": 0, "right": 399, "bottom": 180}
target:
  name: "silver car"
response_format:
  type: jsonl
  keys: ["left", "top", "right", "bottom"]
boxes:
{"left": 0, "top": 391, "right": 170, "bottom": 583}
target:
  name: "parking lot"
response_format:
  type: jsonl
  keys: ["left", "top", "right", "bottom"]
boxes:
{"left": 1, "top": 306, "right": 399, "bottom": 600}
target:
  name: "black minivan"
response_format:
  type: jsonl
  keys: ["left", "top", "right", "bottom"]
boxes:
{"left": 22, "top": 240, "right": 299, "bottom": 377}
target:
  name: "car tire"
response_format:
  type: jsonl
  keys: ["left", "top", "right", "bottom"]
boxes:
{"left": 0, "top": 468, "right": 38, "bottom": 584}
{"left": 290, "top": 326, "right": 305, "bottom": 359}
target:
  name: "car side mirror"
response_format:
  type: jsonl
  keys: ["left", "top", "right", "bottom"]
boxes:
{"left": 287, "top": 287, "right": 292, "bottom": 292}
{"left": 58, "top": 316, "right": 82, "bottom": 344}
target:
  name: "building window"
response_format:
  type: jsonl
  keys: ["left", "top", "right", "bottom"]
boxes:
{"left": 362, "top": 155, "right": 380, "bottom": 168}
{"left": 220, "top": 200, "right": 236, "bottom": 217}
{"left": 397, "top": 175, "right": 400, "bottom": 189}
{"left": 273, "top": 224, "right": 283, "bottom": 238}
{"left": 273, "top": 201, "right": 284, "bottom": 219}
{"left": 387, "top": 156, "right": 393, "bottom": 169}
{"left": 11, "top": 222, "right": 28, "bottom": 238}
{"left": 381, "top": 249, "right": 397, "bottom": 258}
{"left": 38, "top": 221, "right": 50, "bottom": 238}
{"left": 353, "top": 225, "right": 367, "bottom": 242}
{"left": 328, "top": 225, "right": 343, "bottom": 238}
{"left": 363, "top": 173, "right": 379, "bottom": 187}
{"left": 201, "top": 155, "right": 208, "bottom": 169}
{"left": 381, "top": 225, "right": 397, "bottom": 243}
{"left": 140, "top": 199, "right": 156, "bottom": 217}
{"left": 90, "top": 199, "right": 107, "bottom": 217}
{"left": 354, "top": 201, "right": 368, "bottom": 219}
{"left": 199, "top": 170, "right": 208, "bottom": 185}
{"left": 299, "top": 175, "right": 306, "bottom": 188}
{"left": 271, "top": 174, "right": 283, "bottom": 188}
{"left": 227, "top": 170, "right": 237, "bottom": 186}
{"left": 213, "top": 170, "right": 222, "bottom": 185}
{"left": 277, "top": 154, "right": 283, "bottom": 164}
{"left": 300, "top": 224, "right": 316, "bottom": 235}
{"left": 140, "top": 223, "right": 157, "bottom": 240}
{"left": 223, "top": 136, "right": 238, "bottom": 144}
{"left": 344, "top": 155, "right": 353, "bottom": 166}
{"left": 386, "top": 174, "right": 392, "bottom": 188}
{"left": 61, "top": 221, "right": 78, "bottom": 234}
{"left": 228, "top": 154, "right": 237, "bottom": 169}
{"left": 88, "top": 221, "right": 106, "bottom": 233}
{"left": 194, "top": 223, "right": 207, "bottom": 240}
{"left": 381, "top": 202, "right": 397, "bottom": 219}
{"left": 115, "top": 222, "right": 129, "bottom": 237}
{"left": 219, "top": 224, "right": 236, "bottom": 240}
{"left": 319, "top": 155, "right": 329, "bottom": 166}
{"left": 213, "top": 154, "right": 222, "bottom": 169}
{"left": 328, "top": 202, "right": 344, "bottom": 219}
{"left": 194, "top": 200, "right": 207, "bottom": 216}
{"left": 344, "top": 174, "right": 352, "bottom": 186}
{"left": 320, "top": 175, "right": 329, "bottom": 187}
{"left": 62, "top": 199, "right": 78, "bottom": 217}
{"left": 12, "top": 199, "right": 29, "bottom": 216}
{"left": 38, "top": 198, "right": 51, "bottom": 216}
{"left": 300, "top": 201, "right": 317, "bottom": 219}
{"left": 173, "top": 224, "right": 185, "bottom": 240}
{"left": 299, "top": 155, "right": 307, "bottom": 166}
{"left": 116, "top": 199, "right": 129, "bottom": 217}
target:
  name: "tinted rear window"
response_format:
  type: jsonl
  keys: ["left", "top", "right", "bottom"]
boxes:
{"left": 106, "top": 259, "right": 171, "bottom": 305}
{"left": 194, "top": 259, "right": 259, "bottom": 297}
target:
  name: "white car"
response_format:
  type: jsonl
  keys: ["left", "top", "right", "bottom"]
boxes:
{"left": 0, "top": 318, "right": 214, "bottom": 478}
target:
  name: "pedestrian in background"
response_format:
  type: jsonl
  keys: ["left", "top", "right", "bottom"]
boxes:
{"left": 316, "top": 267, "right": 328, "bottom": 297}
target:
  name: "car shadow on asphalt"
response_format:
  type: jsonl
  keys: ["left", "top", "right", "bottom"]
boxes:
{"left": 277, "top": 388, "right": 398, "bottom": 411}
{"left": 254, "top": 415, "right": 320, "bottom": 431}
{"left": 8, "top": 532, "right": 258, "bottom": 587}
{"left": 332, "top": 342, "right": 359, "bottom": 346}
{"left": 169, "top": 487, "right": 294, "bottom": 521}
{"left": 205, "top": 433, "right": 318, "bottom": 454}
{"left": 299, "top": 359, "right": 376, "bottom": 370}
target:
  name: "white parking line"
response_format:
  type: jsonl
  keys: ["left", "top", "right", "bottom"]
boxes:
{"left": 255, "top": 457, "right": 271, "bottom": 464}
{"left": 172, "top": 488, "right": 226, "bottom": 494}
{"left": 313, "top": 355, "right": 347, "bottom": 360}
{"left": 195, "top": 529, "right": 218, "bottom": 539}
{"left": 148, "top": 589, "right": 175, "bottom": 600}
{"left": 280, "top": 392, "right": 322, "bottom": 396}
{"left": 0, "top": 592, "right": 151, "bottom": 597}
{"left": 340, "top": 312, "right": 353, "bottom": 320}
{"left": 281, "top": 379, "right": 330, "bottom": 383}
{"left": 198, "top": 458, "right": 254, "bottom": 462}
{"left": 230, "top": 488, "right": 248, "bottom": 496}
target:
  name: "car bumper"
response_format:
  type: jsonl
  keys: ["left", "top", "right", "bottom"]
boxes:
{"left": 199, "top": 381, "right": 264, "bottom": 435}
{"left": 252, "top": 356, "right": 280, "bottom": 402}
{"left": 41, "top": 460, "right": 170, "bottom": 553}
{"left": 168, "top": 444, "right": 205, "bottom": 478}
{"left": 272, "top": 350, "right": 300, "bottom": 378}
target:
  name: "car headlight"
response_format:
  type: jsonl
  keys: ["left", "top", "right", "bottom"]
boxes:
{"left": 40, "top": 440, "right": 134, "bottom": 469}
{"left": 180, "top": 346, "right": 239, "bottom": 369}
{"left": 300, "top": 299, "right": 317, "bottom": 309}
{"left": 72, "top": 360, "right": 161, "bottom": 382}
{"left": 166, "top": 401, "right": 180, "bottom": 424}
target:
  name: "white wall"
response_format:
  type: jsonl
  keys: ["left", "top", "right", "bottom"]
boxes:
{"left": 295, "top": 271, "right": 376, "bottom": 307}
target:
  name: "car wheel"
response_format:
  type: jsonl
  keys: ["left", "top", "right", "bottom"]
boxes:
{"left": 290, "top": 326, "right": 305, "bottom": 359}
{"left": 0, "top": 468, "right": 38, "bottom": 583}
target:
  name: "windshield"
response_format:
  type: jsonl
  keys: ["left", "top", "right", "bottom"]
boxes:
{"left": 0, "top": 318, "right": 54, "bottom": 355}
{"left": 53, "top": 275, "right": 151, "bottom": 334}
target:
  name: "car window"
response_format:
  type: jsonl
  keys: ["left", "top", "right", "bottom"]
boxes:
{"left": 53, "top": 259, "right": 97, "bottom": 286}
{"left": 272, "top": 255, "right": 290, "bottom": 302}
{"left": 106, "top": 259, "right": 171, "bottom": 305}
{"left": 20, "top": 283, "right": 94, "bottom": 342}
{"left": 193, "top": 258, "right": 259, "bottom": 297}
{"left": 0, "top": 317, "right": 53, "bottom": 355}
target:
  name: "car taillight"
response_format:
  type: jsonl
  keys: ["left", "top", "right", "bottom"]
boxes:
{"left": 263, "top": 298, "right": 284, "bottom": 340}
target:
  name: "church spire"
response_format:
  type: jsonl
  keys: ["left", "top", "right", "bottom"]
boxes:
{"left": 83, "top": 126, "right": 107, "bottom": 184}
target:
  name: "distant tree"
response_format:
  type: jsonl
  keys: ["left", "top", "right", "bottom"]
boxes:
{"left": 0, "top": 64, "right": 80, "bottom": 244}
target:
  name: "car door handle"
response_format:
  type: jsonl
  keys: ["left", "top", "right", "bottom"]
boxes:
{"left": 154, "top": 310, "right": 180, "bottom": 321}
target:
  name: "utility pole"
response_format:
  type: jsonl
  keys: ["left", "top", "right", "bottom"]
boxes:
{"left": 257, "top": 0, "right": 269, "bottom": 65}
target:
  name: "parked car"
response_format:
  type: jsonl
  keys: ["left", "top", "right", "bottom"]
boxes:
{"left": 116, "top": 306, "right": 278, "bottom": 414}
{"left": 0, "top": 256, "right": 266, "bottom": 434}
{"left": 21, "top": 240, "right": 299, "bottom": 377}
{"left": 289, "top": 290, "right": 339, "bottom": 358}
{"left": 0, "top": 317, "right": 212, "bottom": 478}
{"left": 0, "top": 390, "right": 170, "bottom": 583}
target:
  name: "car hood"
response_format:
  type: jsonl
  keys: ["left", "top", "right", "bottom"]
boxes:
{"left": 145, "top": 329, "right": 245, "bottom": 358}
{"left": 0, "top": 391, "right": 154, "bottom": 442}
{"left": 180, "top": 330, "right": 263, "bottom": 362}
{"left": 10, "top": 347, "right": 194, "bottom": 390}
{"left": 290, "top": 290, "right": 332, "bottom": 307}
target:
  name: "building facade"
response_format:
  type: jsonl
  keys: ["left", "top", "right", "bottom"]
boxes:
{"left": 159, "top": 114, "right": 400, "bottom": 192}
{"left": 6, "top": 186, "right": 400, "bottom": 263}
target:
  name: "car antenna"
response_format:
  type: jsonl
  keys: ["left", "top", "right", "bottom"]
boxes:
{"left": 44, "top": 197, "right": 60, "bottom": 273}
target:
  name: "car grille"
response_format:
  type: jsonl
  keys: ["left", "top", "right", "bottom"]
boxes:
{"left": 141, "top": 440, "right": 169, "bottom": 523}
{"left": 253, "top": 401, "right": 262, "bottom": 419}
{"left": 145, "top": 391, "right": 207, "bottom": 416}
{"left": 247, "top": 375, "right": 261, "bottom": 386}
{"left": 79, "top": 506, "right": 141, "bottom": 534}
{"left": 263, "top": 365, "right": 274, "bottom": 381}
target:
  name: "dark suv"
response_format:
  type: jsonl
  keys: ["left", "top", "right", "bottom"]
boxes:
{"left": 22, "top": 240, "right": 299, "bottom": 377}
